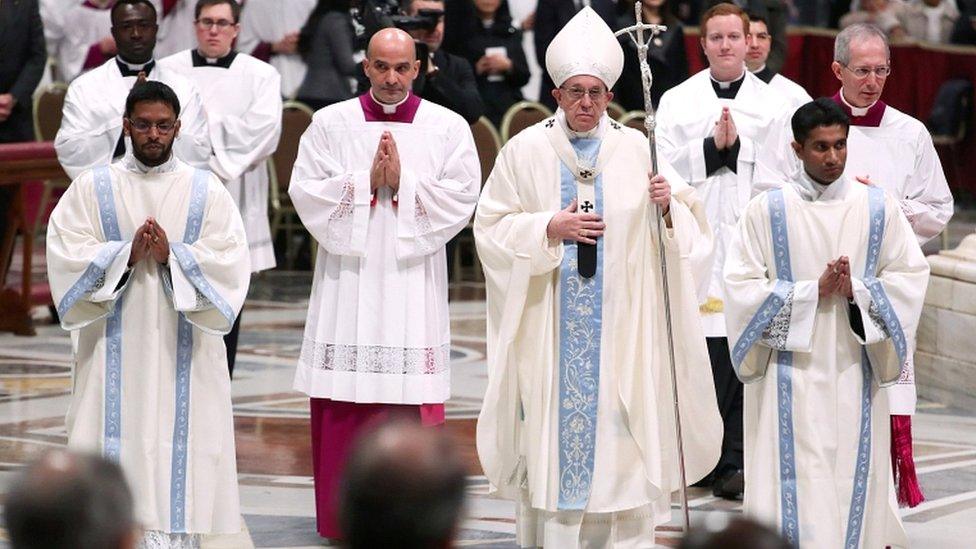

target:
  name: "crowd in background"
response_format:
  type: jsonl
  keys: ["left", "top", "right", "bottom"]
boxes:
{"left": 11, "top": 0, "right": 976, "bottom": 141}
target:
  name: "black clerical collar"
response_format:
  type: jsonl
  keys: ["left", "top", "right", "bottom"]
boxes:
{"left": 116, "top": 58, "right": 156, "bottom": 78}
{"left": 709, "top": 71, "right": 745, "bottom": 99}
{"left": 752, "top": 65, "right": 774, "bottom": 84}
{"left": 191, "top": 49, "right": 237, "bottom": 69}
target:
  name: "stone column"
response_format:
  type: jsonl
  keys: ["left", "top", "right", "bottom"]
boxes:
{"left": 916, "top": 233, "right": 976, "bottom": 411}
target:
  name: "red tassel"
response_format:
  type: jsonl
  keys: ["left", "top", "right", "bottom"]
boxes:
{"left": 891, "top": 415, "right": 925, "bottom": 508}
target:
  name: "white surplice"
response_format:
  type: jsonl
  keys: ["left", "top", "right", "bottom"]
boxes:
{"left": 55, "top": 57, "right": 211, "bottom": 180}
{"left": 723, "top": 174, "right": 929, "bottom": 548}
{"left": 754, "top": 95, "right": 954, "bottom": 414}
{"left": 46, "top": 154, "right": 251, "bottom": 539}
{"left": 474, "top": 112, "right": 722, "bottom": 548}
{"left": 657, "top": 69, "right": 790, "bottom": 337}
{"left": 769, "top": 73, "right": 813, "bottom": 109}
{"left": 289, "top": 94, "right": 480, "bottom": 404}
{"left": 57, "top": 1, "right": 112, "bottom": 82}
{"left": 160, "top": 49, "right": 282, "bottom": 272}
{"left": 153, "top": 0, "right": 196, "bottom": 59}
{"left": 235, "top": 0, "right": 316, "bottom": 98}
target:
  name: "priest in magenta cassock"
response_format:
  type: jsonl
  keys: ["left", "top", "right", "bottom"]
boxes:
{"left": 288, "top": 28, "right": 480, "bottom": 541}
{"left": 755, "top": 23, "right": 954, "bottom": 506}
{"left": 474, "top": 8, "right": 722, "bottom": 548}
{"left": 47, "top": 81, "right": 251, "bottom": 548}
{"left": 725, "top": 98, "right": 929, "bottom": 548}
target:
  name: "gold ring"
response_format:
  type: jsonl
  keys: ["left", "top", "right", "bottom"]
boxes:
{"left": 153, "top": 236, "right": 159, "bottom": 243}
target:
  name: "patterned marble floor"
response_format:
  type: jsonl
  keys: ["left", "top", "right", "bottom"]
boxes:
{"left": 1, "top": 272, "right": 975, "bottom": 548}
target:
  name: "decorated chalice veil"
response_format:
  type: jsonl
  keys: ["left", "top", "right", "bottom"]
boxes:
{"left": 474, "top": 6, "right": 722, "bottom": 548}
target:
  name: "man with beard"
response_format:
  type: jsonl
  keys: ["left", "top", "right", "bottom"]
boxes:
{"left": 47, "top": 80, "right": 251, "bottom": 546}
{"left": 55, "top": 0, "right": 209, "bottom": 180}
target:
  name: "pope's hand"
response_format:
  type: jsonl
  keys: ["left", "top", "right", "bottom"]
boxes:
{"left": 648, "top": 173, "right": 671, "bottom": 215}
{"left": 546, "top": 199, "right": 606, "bottom": 245}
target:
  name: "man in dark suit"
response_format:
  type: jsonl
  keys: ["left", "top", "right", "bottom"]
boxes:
{"left": 534, "top": 0, "right": 617, "bottom": 110}
{"left": 0, "top": 0, "right": 47, "bottom": 276}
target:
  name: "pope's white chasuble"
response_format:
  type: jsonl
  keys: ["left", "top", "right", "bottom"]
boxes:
{"left": 475, "top": 113, "right": 722, "bottom": 547}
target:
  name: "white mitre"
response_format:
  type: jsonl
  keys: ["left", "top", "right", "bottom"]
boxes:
{"left": 545, "top": 7, "right": 624, "bottom": 88}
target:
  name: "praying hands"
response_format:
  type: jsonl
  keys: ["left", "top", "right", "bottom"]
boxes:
{"left": 128, "top": 217, "right": 170, "bottom": 267}
{"left": 818, "top": 256, "right": 853, "bottom": 299}
{"left": 370, "top": 131, "right": 401, "bottom": 193}
{"left": 712, "top": 107, "right": 739, "bottom": 150}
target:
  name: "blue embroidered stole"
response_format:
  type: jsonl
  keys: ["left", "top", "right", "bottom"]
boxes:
{"left": 556, "top": 138, "right": 604, "bottom": 510}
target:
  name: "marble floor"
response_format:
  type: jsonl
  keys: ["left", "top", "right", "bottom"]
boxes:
{"left": 1, "top": 270, "right": 975, "bottom": 548}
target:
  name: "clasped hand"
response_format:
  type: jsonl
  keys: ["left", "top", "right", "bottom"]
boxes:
{"left": 819, "top": 256, "right": 854, "bottom": 299}
{"left": 370, "top": 131, "right": 401, "bottom": 193}
{"left": 128, "top": 218, "right": 169, "bottom": 267}
{"left": 713, "top": 107, "right": 739, "bottom": 150}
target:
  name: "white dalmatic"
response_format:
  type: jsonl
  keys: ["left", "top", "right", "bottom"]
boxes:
{"left": 724, "top": 175, "right": 929, "bottom": 548}
{"left": 754, "top": 96, "right": 954, "bottom": 414}
{"left": 160, "top": 49, "right": 282, "bottom": 272}
{"left": 55, "top": 58, "right": 211, "bottom": 180}
{"left": 289, "top": 94, "right": 480, "bottom": 405}
{"left": 236, "top": 0, "right": 316, "bottom": 98}
{"left": 657, "top": 69, "right": 790, "bottom": 337}
{"left": 46, "top": 155, "right": 251, "bottom": 539}
{"left": 475, "top": 113, "right": 722, "bottom": 548}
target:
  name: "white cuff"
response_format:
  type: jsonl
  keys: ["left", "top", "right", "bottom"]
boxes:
{"left": 785, "top": 280, "right": 818, "bottom": 352}
{"left": 90, "top": 242, "right": 133, "bottom": 303}
{"left": 850, "top": 277, "right": 887, "bottom": 344}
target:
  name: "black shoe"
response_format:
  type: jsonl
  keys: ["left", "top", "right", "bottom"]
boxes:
{"left": 712, "top": 469, "right": 744, "bottom": 500}
{"left": 691, "top": 472, "right": 715, "bottom": 488}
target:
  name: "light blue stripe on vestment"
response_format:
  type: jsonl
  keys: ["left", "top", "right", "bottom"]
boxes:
{"left": 557, "top": 137, "right": 602, "bottom": 510}
{"left": 169, "top": 168, "right": 210, "bottom": 532}
{"left": 57, "top": 241, "right": 126, "bottom": 318}
{"left": 170, "top": 243, "right": 236, "bottom": 325}
{"left": 731, "top": 189, "right": 795, "bottom": 371}
{"left": 765, "top": 189, "right": 800, "bottom": 545}
{"left": 862, "top": 186, "right": 908, "bottom": 365}
{"left": 92, "top": 166, "right": 125, "bottom": 463}
{"left": 843, "top": 185, "right": 888, "bottom": 547}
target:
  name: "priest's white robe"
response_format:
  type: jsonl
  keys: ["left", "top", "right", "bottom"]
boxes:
{"left": 53, "top": 1, "right": 113, "bottom": 82}
{"left": 235, "top": 0, "right": 316, "bottom": 99}
{"left": 289, "top": 93, "right": 480, "bottom": 404}
{"left": 46, "top": 154, "right": 251, "bottom": 540}
{"left": 657, "top": 69, "right": 790, "bottom": 337}
{"left": 754, "top": 95, "right": 954, "bottom": 414}
{"left": 769, "top": 73, "right": 813, "bottom": 110}
{"left": 40, "top": 0, "right": 72, "bottom": 81}
{"left": 153, "top": 0, "right": 195, "bottom": 59}
{"left": 159, "top": 49, "right": 282, "bottom": 272}
{"left": 724, "top": 175, "right": 928, "bottom": 548}
{"left": 55, "top": 58, "right": 211, "bottom": 180}
{"left": 475, "top": 112, "right": 722, "bottom": 548}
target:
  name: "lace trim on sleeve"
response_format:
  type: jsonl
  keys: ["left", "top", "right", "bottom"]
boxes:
{"left": 760, "top": 287, "right": 794, "bottom": 350}
{"left": 138, "top": 531, "right": 200, "bottom": 549}
{"left": 325, "top": 175, "right": 356, "bottom": 253}
{"left": 867, "top": 299, "right": 892, "bottom": 339}
{"left": 413, "top": 194, "right": 436, "bottom": 255}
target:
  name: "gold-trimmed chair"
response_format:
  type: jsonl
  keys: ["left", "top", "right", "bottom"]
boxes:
{"left": 618, "top": 110, "right": 648, "bottom": 136}
{"left": 606, "top": 101, "right": 626, "bottom": 121}
{"left": 452, "top": 117, "right": 503, "bottom": 281}
{"left": 31, "top": 82, "right": 70, "bottom": 236}
{"left": 269, "top": 100, "right": 315, "bottom": 269}
{"left": 499, "top": 101, "right": 553, "bottom": 142}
